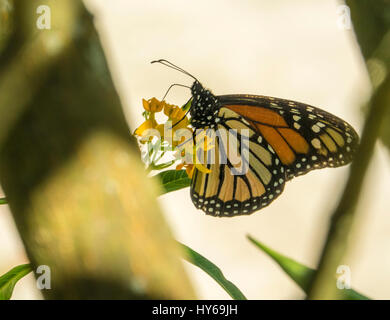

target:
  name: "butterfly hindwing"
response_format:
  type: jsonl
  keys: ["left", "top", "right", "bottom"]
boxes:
{"left": 190, "top": 107, "right": 286, "bottom": 216}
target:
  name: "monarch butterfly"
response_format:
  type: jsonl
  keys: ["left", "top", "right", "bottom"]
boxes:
{"left": 152, "top": 60, "right": 359, "bottom": 217}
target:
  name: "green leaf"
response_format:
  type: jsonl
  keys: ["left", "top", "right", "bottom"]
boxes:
{"left": 247, "top": 235, "right": 370, "bottom": 300}
{"left": 0, "top": 197, "right": 7, "bottom": 205}
{"left": 247, "top": 235, "right": 315, "bottom": 291}
{"left": 155, "top": 170, "right": 191, "bottom": 195}
{"left": 179, "top": 242, "right": 247, "bottom": 300}
{"left": 0, "top": 264, "right": 33, "bottom": 300}
{"left": 181, "top": 98, "right": 192, "bottom": 111}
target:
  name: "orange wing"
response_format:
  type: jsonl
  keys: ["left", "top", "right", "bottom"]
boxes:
{"left": 219, "top": 94, "right": 359, "bottom": 179}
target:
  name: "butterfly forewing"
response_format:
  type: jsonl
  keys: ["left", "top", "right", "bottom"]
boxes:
{"left": 219, "top": 94, "right": 359, "bottom": 180}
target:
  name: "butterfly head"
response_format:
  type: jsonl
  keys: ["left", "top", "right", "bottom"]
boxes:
{"left": 150, "top": 60, "right": 220, "bottom": 128}
{"left": 190, "top": 81, "right": 220, "bottom": 128}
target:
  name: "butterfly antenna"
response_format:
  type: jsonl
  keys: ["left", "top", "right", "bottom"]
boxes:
{"left": 162, "top": 83, "right": 191, "bottom": 101}
{"left": 150, "top": 60, "right": 195, "bottom": 128}
{"left": 151, "top": 59, "right": 198, "bottom": 81}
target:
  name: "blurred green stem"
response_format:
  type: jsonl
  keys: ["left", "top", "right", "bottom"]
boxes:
{"left": 308, "top": 1, "right": 390, "bottom": 299}
{"left": 308, "top": 69, "right": 390, "bottom": 300}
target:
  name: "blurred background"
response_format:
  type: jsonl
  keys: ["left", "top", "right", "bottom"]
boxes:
{"left": 1, "top": 0, "right": 389, "bottom": 299}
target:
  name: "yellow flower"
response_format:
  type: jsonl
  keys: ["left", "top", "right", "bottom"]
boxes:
{"left": 134, "top": 98, "right": 166, "bottom": 141}
{"left": 134, "top": 98, "right": 191, "bottom": 143}
{"left": 176, "top": 161, "right": 211, "bottom": 179}
{"left": 133, "top": 119, "right": 157, "bottom": 137}
{"left": 157, "top": 103, "right": 191, "bottom": 147}
{"left": 155, "top": 123, "right": 165, "bottom": 138}
{"left": 134, "top": 96, "right": 211, "bottom": 178}
{"left": 142, "top": 98, "right": 164, "bottom": 113}
{"left": 164, "top": 104, "right": 190, "bottom": 129}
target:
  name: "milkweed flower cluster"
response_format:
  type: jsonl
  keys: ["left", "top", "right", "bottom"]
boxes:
{"left": 133, "top": 97, "right": 213, "bottom": 177}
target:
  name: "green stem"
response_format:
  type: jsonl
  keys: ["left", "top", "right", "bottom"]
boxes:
{"left": 308, "top": 76, "right": 390, "bottom": 299}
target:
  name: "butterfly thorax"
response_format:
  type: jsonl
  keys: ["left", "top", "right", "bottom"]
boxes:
{"left": 190, "top": 81, "right": 220, "bottom": 128}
